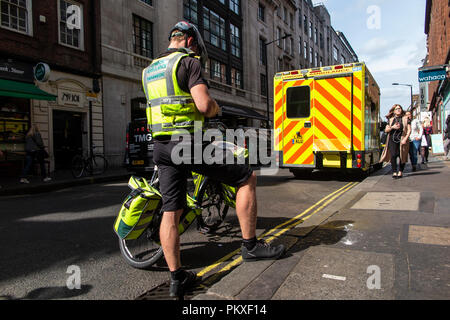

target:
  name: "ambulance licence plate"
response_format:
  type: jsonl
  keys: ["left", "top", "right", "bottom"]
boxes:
{"left": 132, "top": 160, "right": 144, "bottom": 165}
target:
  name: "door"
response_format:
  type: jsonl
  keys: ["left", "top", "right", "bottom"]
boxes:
{"left": 53, "top": 110, "right": 83, "bottom": 170}
{"left": 312, "top": 75, "right": 355, "bottom": 153}
{"left": 282, "top": 79, "right": 315, "bottom": 167}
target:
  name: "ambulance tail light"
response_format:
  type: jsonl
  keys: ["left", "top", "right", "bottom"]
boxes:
{"left": 290, "top": 71, "right": 299, "bottom": 75}
{"left": 335, "top": 65, "right": 344, "bottom": 70}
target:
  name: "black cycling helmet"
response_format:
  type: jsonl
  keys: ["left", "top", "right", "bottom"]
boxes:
{"left": 169, "top": 21, "right": 208, "bottom": 67}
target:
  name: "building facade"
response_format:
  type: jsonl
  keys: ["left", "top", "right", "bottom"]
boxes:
{"left": 0, "top": 0, "right": 102, "bottom": 176}
{"left": 423, "top": 0, "right": 450, "bottom": 134}
{"left": 99, "top": 0, "right": 358, "bottom": 168}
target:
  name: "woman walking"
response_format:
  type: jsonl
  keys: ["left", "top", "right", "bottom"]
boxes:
{"left": 406, "top": 111, "right": 422, "bottom": 172}
{"left": 421, "top": 117, "right": 433, "bottom": 164}
{"left": 380, "top": 104, "right": 412, "bottom": 179}
{"left": 20, "top": 124, "right": 52, "bottom": 184}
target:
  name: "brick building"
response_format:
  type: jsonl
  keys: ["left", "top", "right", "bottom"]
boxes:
{"left": 424, "top": 0, "right": 450, "bottom": 134}
{"left": 0, "top": 0, "right": 103, "bottom": 175}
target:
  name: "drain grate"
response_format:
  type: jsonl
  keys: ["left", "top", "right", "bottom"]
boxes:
{"left": 136, "top": 281, "right": 208, "bottom": 300}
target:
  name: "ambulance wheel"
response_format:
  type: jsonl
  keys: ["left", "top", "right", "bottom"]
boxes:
{"left": 291, "top": 169, "right": 313, "bottom": 179}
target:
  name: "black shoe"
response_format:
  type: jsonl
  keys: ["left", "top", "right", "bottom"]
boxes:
{"left": 241, "top": 239, "right": 285, "bottom": 262}
{"left": 169, "top": 270, "right": 199, "bottom": 298}
{"left": 412, "top": 166, "right": 417, "bottom": 172}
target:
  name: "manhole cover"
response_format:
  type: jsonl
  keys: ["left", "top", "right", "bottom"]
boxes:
{"left": 351, "top": 192, "right": 421, "bottom": 211}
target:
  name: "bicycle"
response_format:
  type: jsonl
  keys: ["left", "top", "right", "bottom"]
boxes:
{"left": 118, "top": 163, "right": 239, "bottom": 269}
{"left": 117, "top": 121, "right": 250, "bottom": 269}
{"left": 71, "top": 146, "right": 108, "bottom": 178}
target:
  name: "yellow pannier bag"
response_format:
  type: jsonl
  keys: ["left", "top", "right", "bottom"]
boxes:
{"left": 114, "top": 176, "right": 161, "bottom": 240}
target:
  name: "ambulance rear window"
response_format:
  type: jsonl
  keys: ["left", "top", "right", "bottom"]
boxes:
{"left": 286, "top": 86, "right": 310, "bottom": 118}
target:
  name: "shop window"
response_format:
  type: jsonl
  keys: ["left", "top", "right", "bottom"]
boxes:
{"left": 0, "top": 96, "right": 30, "bottom": 160}
{"left": 58, "top": 0, "right": 84, "bottom": 50}
{"left": 286, "top": 86, "right": 310, "bottom": 119}
{"left": 0, "top": 0, "right": 33, "bottom": 35}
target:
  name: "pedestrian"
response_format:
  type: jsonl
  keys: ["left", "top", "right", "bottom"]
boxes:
{"left": 406, "top": 111, "right": 422, "bottom": 172}
{"left": 20, "top": 124, "right": 52, "bottom": 184}
{"left": 380, "top": 104, "right": 411, "bottom": 179}
{"left": 421, "top": 117, "right": 433, "bottom": 164}
{"left": 443, "top": 114, "right": 450, "bottom": 160}
{"left": 142, "top": 21, "right": 285, "bottom": 297}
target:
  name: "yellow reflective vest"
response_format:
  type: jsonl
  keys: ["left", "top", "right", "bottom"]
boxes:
{"left": 142, "top": 49, "right": 204, "bottom": 137}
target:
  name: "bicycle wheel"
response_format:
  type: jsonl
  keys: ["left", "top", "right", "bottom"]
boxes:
{"left": 91, "top": 155, "right": 108, "bottom": 175}
{"left": 71, "top": 155, "right": 85, "bottom": 178}
{"left": 119, "top": 228, "right": 164, "bottom": 269}
{"left": 197, "top": 181, "right": 229, "bottom": 232}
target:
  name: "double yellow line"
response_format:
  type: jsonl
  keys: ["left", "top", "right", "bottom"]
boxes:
{"left": 197, "top": 181, "right": 359, "bottom": 279}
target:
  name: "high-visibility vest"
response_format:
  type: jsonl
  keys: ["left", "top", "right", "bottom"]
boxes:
{"left": 142, "top": 49, "right": 204, "bottom": 137}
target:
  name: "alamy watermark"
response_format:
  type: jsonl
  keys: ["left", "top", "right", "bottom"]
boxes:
{"left": 169, "top": 122, "right": 279, "bottom": 176}
{"left": 366, "top": 265, "right": 381, "bottom": 290}
{"left": 367, "top": 5, "right": 381, "bottom": 30}
{"left": 66, "top": 5, "right": 82, "bottom": 30}
{"left": 66, "top": 265, "right": 81, "bottom": 290}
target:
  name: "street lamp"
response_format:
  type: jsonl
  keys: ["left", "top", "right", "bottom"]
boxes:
{"left": 265, "top": 33, "right": 292, "bottom": 126}
{"left": 392, "top": 83, "right": 413, "bottom": 112}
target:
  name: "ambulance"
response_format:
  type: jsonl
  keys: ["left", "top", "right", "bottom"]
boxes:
{"left": 273, "top": 62, "right": 382, "bottom": 177}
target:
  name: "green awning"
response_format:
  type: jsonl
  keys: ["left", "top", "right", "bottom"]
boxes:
{"left": 0, "top": 79, "right": 57, "bottom": 101}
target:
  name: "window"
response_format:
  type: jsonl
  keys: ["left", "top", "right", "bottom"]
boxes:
{"left": 258, "top": 3, "right": 265, "bottom": 22}
{"left": 183, "top": 0, "right": 198, "bottom": 26}
{"left": 315, "top": 28, "right": 318, "bottom": 44}
{"left": 259, "top": 38, "right": 267, "bottom": 65}
{"left": 1, "top": 0, "right": 32, "bottom": 34}
{"left": 304, "top": 41, "right": 307, "bottom": 59}
{"left": 277, "top": 58, "right": 282, "bottom": 72}
{"left": 203, "top": 7, "right": 226, "bottom": 51}
{"left": 290, "top": 13, "right": 293, "bottom": 29}
{"left": 139, "top": 0, "right": 152, "bottom": 6}
{"left": 230, "top": 23, "right": 241, "bottom": 58}
{"left": 320, "top": 57, "right": 323, "bottom": 67}
{"left": 277, "top": 27, "right": 282, "bottom": 47}
{"left": 333, "top": 45, "right": 339, "bottom": 61}
{"left": 320, "top": 33, "right": 324, "bottom": 49}
{"left": 286, "top": 86, "right": 310, "bottom": 118}
{"left": 210, "top": 59, "right": 226, "bottom": 83}
{"left": 229, "top": 0, "right": 240, "bottom": 15}
{"left": 303, "top": 15, "right": 307, "bottom": 33}
{"left": 133, "top": 15, "right": 153, "bottom": 58}
{"left": 218, "top": 0, "right": 225, "bottom": 4}
{"left": 260, "top": 74, "right": 267, "bottom": 97}
{"left": 59, "top": 0, "right": 84, "bottom": 50}
{"left": 298, "top": 37, "right": 302, "bottom": 54}
{"left": 283, "top": 7, "right": 287, "bottom": 22}
{"left": 231, "top": 68, "right": 243, "bottom": 89}
{"left": 298, "top": 9, "right": 302, "bottom": 28}
{"left": 341, "top": 54, "right": 346, "bottom": 64}
{"left": 309, "top": 21, "right": 313, "bottom": 38}
{"left": 310, "top": 47, "right": 313, "bottom": 64}
{"left": 315, "top": 52, "right": 318, "bottom": 67}
{"left": 290, "top": 38, "right": 294, "bottom": 55}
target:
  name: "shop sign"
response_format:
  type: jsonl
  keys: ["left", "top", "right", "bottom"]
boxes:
{"left": 419, "top": 68, "right": 447, "bottom": 83}
{"left": 0, "top": 59, "right": 34, "bottom": 83}
{"left": 58, "top": 90, "right": 84, "bottom": 107}
{"left": 34, "top": 63, "right": 51, "bottom": 82}
{"left": 419, "top": 82, "right": 428, "bottom": 112}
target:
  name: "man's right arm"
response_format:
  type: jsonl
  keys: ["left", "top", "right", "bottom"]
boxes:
{"left": 190, "top": 83, "right": 220, "bottom": 118}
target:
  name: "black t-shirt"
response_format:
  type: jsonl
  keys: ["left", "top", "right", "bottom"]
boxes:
{"left": 155, "top": 48, "right": 209, "bottom": 93}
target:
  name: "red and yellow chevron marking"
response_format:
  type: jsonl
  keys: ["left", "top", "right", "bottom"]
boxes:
{"left": 274, "top": 69, "right": 365, "bottom": 167}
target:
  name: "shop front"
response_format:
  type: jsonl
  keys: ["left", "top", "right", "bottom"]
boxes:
{"left": 0, "top": 59, "right": 56, "bottom": 177}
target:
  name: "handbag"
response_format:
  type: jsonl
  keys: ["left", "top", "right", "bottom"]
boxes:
{"left": 421, "top": 135, "right": 428, "bottom": 147}
{"left": 39, "top": 148, "right": 49, "bottom": 159}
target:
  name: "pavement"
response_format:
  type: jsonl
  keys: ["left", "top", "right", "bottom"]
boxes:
{"left": 192, "top": 156, "right": 450, "bottom": 300}
{"left": 0, "top": 166, "right": 133, "bottom": 197}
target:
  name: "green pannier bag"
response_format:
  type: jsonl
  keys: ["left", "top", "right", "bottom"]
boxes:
{"left": 114, "top": 176, "right": 162, "bottom": 240}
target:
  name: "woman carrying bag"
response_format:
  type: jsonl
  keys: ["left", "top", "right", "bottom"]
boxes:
{"left": 380, "top": 104, "right": 412, "bottom": 179}
{"left": 20, "top": 124, "right": 52, "bottom": 184}
{"left": 421, "top": 117, "right": 433, "bottom": 164}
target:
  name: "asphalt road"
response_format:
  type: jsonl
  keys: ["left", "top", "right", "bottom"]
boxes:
{"left": 0, "top": 168, "right": 361, "bottom": 300}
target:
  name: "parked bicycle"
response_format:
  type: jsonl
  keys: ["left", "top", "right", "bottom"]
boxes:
{"left": 71, "top": 146, "right": 108, "bottom": 178}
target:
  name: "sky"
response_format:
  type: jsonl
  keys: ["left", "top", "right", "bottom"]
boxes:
{"left": 312, "top": 0, "right": 428, "bottom": 117}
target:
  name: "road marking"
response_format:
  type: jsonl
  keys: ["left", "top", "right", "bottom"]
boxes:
{"left": 197, "top": 181, "right": 358, "bottom": 278}
{"left": 322, "top": 274, "right": 347, "bottom": 281}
